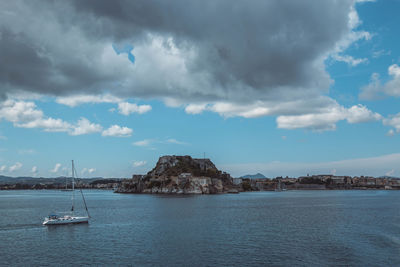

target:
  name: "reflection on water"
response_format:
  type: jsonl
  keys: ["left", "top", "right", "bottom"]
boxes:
{"left": 45, "top": 222, "right": 90, "bottom": 232}
{"left": 0, "top": 190, "right": 400, "bottom": 266}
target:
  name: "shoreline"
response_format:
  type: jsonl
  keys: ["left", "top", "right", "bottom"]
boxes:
{"left": 1, "top": 187, "right": 399, "bottom": 192}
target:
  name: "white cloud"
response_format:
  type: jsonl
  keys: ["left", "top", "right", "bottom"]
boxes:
{"left": 185, "top": 103, "right": 208, "bottom": 115}
{"left": 181, "top": 96, "right": 345, "bottom": 121}
{"left": 332, "top": 54, "right": 368, "bottom": 66}
{"left": 56, "top": 94, "right": 122, "bottom": 107}
{"left": 81, "top": 167, "right": 96, "bottom": 176}
{"left": 165, "top": 139, "right": 187, "bottom": 145}
{"left": 385, "top": 169, "right": 395, "bottom": 177}
{"left": 277, "top": 104, "right": 381, "bottom": 131}
{"left": 0, "top": 100, "right": 70, "bottom": 133}
{"left": 0, "top": 100, "right": 113, "bottom": 136}
{"left": 31, "top": 166, "right": 38, "bottom": 176}
{"left": 384, "top": 64, "right": 400, "bottom": 96}
{"left": 70, "top": 117, "right": 102, "bottom": 136}
{"left": 18, "top": 149, "right": 35, "bottom": 155}
{"left": 133, "top": 161, "right": 147, "bottom": 167}
{"left": 117, "top": 102, "right": 152, "bottom": 115}
{"left": 0, "top": 165, "right": 6, "bottom": 172}
{"left": 387, "top": 129, "right": 395, "bottom": 137}
{"left": 183, "top": 100, "right": 283, "bottom": 118}
{"left": 0, "top": 100, "right": 43, "bottom": 124}
{"left": 133, "top": 138, "right": 187, "bottom": 147}
{"left": 9, "top": 162, "right": 22, "bottom": 172}
{"left": 133, "top": 139, "right": 153, "bottom": 147}
{"left": 19, "top": 117, "right": 73, "bottom": 133}
{"left": 372, "top": 49, "right": 391, "bottom": 58}
{"left": 50, "top": 163, "right": 61, "bottom": 173}
{"left": 277, "top": 113, "right": 338, "bottom": 131}
{"left": 209, "top": 102, "right": 270, "bottom": 118}
{"left": 0, "top": 135, "right": 7, "bottom": 140}
{"left": 102, "top": 125, "right": 133, "bottom": 137}
{"left": 329, "top": 5, "right": 372, "bottom": 67}
{"left": 383, "top": 113, "right": 400, "bottom": 134}
{"left": 359, "top": 73, "right": 382, "bottom": 100}
{"left": 346, "top": 104, "right": 382, "bottom": 123}
{"left": 360, "top": 64, "right": 400, "bottom": 100}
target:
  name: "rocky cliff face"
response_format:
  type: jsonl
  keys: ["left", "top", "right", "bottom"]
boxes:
{"left": 116, "top": 155, "right": 233, "bottom": 194}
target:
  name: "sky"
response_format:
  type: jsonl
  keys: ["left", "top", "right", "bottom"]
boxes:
{"left": 1, "top": 0, "right": 400, "bottom": 178}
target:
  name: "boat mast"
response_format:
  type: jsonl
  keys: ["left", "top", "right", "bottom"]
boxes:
{"left": 80, "top": 188, "right": 90, "bottom": 218}
{"left": 73, "top": 160, "right": 90, "bottom": 218}
{"left": 71, "top": 160, "right": 75, "bottom": 215}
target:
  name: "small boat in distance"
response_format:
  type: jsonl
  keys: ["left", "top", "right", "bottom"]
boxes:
{"left": 43, "top": 160, "right": 90, "bottom": 226}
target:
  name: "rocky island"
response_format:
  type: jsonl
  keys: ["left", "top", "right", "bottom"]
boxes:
{"left": 116, "top": 155, "right": 234, "bottom": 194}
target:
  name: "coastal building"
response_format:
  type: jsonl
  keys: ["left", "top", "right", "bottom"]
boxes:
{"left": 312, "top": 175, "right": 333, "bottom": 182}
{"left": 366, "top": 177, "right": 376, "bottom": 186}
{"left": 232, "top": 178, "right": 243, "bottom": 185}
{"left": 281, "top": 177, "right": 296, "bottom": 184}
{"left": 330, "top": 176, "right": 347, "bottom": 185}
{"left": 195, "top": 178, "right": 209, "bottom": 186}
{"left": 179, "top": 173, "right": 192, "bottom": 178}
{"left": 388, "top": 179, "right": 400, "bottom": 186}
{"left": 375, "top": 179, "right": 386, "bottom": 186}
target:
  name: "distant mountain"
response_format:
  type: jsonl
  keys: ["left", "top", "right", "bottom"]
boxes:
{"left": 240, "top": 173, "right": 266, "bottom": 179}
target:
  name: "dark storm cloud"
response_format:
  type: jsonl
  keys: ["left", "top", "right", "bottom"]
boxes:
{"left": 0, "top": 26, "right": 117, "bottom": 97}
{"left": 0, "top": 29, "right": 52, "bottom": 93}
{"left": 69, "top": 0, "right": 351, "bottom": 89}
{"left": 0, "top": 0, "right": 356, "bottom": 104}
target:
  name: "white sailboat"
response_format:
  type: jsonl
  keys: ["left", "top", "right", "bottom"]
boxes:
{"left": 43, "top": 160, "right": 90, "bottom": 226}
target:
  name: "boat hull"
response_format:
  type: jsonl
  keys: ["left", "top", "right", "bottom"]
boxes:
{"left": 43, "top": 216, "right": 89, "bottom": 225}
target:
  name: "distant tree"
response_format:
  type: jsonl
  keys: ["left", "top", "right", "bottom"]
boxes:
{"left": 242, "top": 181, "right": 252, "bottom": 191}
{"left": 300, "top": 177, "right": 325, "bottom": 185}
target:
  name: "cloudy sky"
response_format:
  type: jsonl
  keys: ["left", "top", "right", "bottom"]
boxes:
{"left": 0, "top": 0, "right": 399, "bottom": 178}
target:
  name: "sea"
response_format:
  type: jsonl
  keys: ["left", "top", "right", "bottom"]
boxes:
{"left": 0, "top": 190, "right": 400, "bottom": 266}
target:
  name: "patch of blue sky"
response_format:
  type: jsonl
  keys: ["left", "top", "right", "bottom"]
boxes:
{"left": 326, "top": 0, "right": 400, "bottom": 118}
{"left": 112, "top": 43, "right": 135, "bottom": 63}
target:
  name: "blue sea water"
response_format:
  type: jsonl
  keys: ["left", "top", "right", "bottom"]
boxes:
{"left": 0, "top": 190, "right": 400, "bottom": 266}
